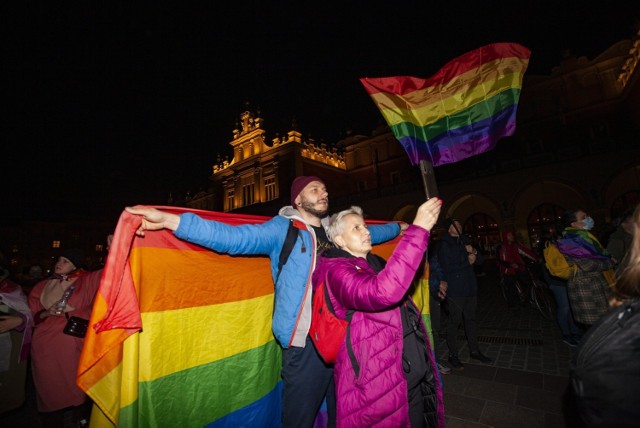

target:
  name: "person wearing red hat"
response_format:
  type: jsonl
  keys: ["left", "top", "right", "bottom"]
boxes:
{"left": 126, "top": 176, "right": 407, "bottom": 428}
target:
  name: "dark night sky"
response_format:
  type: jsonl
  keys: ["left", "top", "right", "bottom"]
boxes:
{"left": 4, "top": 2, "right": 638, "bottom": 224}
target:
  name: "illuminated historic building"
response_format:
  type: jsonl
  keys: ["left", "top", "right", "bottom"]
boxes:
{"left": 188, "top": 27, "right": 639, "bottom": 255}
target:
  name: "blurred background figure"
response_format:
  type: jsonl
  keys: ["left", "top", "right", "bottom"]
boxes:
{"left": 0, "top": 263, "right": 33, "bottom": 414}
{"left": 497, "top": 229, "right": 539, "bottom": 311}
{"left": 570, "top": 203, "right": 640, "bottom": 427}
{"left": 607, "top": 207, "right": 634, "bottom": 276}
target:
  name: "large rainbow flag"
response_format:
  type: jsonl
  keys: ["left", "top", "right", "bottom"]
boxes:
{"left": 77, "top": 207, "right": 430, "bottom": 427}
{"left": 360, "top": 42, "right": 531, "bottom": 166}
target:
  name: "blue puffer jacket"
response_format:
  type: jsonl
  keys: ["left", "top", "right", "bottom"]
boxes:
{"left": 174, "top": 206, "right": 401, "bottom": 348}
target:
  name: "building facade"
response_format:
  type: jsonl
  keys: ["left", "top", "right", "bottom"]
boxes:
{"left": 188, "top": 29, "right": 639, "bottom": 255}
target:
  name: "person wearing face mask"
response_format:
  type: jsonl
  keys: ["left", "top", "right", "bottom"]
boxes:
{"left": 556, "top": 209, "right": 614, "bottom": 332}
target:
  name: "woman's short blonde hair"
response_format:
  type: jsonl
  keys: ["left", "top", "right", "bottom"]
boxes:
{"left": 327, "top": 206, "right": 363, "bottom": 242}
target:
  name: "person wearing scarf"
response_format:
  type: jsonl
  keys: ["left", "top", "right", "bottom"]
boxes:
{"left": 28, "top": 249, "right": 102, "bottom": 428}
{"left": 557, "top": 210, "right": 613, "bottom": 331}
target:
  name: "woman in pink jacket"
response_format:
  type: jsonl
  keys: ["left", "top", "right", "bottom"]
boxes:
{"left": 312, "top": 198, "right": 445, "bottom": 427}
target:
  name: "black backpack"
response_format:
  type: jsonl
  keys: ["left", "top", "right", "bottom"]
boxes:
{"left": 570, "top": 299, "right": 640, "bottom": 427}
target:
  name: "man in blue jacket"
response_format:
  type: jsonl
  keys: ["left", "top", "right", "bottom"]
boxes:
{"left": 126, "top": 176, "right": 404, "bottom": 428}
{"left": 436, "top": 218, "right": 493, "bottom": 370}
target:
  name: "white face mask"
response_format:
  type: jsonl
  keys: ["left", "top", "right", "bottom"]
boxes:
{"left": 582, "top": 216, "right": 595, "bottom": 230}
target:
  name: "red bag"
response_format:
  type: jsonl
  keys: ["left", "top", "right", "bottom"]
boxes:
{"left": 309, "top": 279, "right": 350, "bottom": 364}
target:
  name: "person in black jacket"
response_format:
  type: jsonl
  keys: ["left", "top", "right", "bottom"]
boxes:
{"left": 570, "top": 204, "right": 640, "bottom": 427}
{"left": 436, "top": 218, "right": 493, "bottom": 370}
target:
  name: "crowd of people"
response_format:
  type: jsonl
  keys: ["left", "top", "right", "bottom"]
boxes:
{"left": 1, "top": 174, "right": 638, "bottom": 427}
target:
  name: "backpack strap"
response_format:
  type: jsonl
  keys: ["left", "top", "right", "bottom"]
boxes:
{"left": 274, "top": 219, "right": 300, "bottom": 285}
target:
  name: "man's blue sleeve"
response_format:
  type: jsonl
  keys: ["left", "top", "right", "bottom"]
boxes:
{"left": 369, "top": 222, "right": 401, "bottom": 245}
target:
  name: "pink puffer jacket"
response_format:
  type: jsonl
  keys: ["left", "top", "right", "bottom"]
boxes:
{"left": 312, "top": 225, "right": 445, "bottom": 428}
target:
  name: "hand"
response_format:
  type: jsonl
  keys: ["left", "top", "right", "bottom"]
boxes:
{"left": 125, "top": 206, "right": 181, "bottom": 236}
{"left": 398, "top": 222, "right": 409, "bottom": 234}
{"left": 412, "top": 198, "right": 442, "bottom": 231}
{"left": 47, "top": 303, "right": 75, "bottom": 317}
{"left": 438, "top": 281, "right": 448, "bottom": 299}
{"left": 0, "top": 315, "right": 23, "bottom": 332}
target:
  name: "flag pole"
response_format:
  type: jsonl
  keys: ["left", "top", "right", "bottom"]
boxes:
{"left": 419, "top": 159, "right": 439, "bottom": 200}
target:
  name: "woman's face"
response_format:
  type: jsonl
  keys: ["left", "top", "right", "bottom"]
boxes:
{"left": 571, "top": 210, "right": 588, "bottom": 229}
{"left": 54, "top": 257, "right": 76, "bottom": 275}
{"left": 336, "top": 214, "right": 372, "bottom": 258}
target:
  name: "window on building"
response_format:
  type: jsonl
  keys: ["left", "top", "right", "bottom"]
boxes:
{"left": 226, "top": 188, "right": 235, "bottom": 211}
{"left": 264, "top": 176, "right": 277, "bottom": 201}
{"left": 462, "top": 213, "right": 499, "bottom": 257}
{"left": 96, "top": 244, "right": 104, "bottom": 252}
{"left": 527, "top": 203, "right": 565, "bottom": 250}
{"left": 242, "top": 182, "right": 255, "bottom": 206}
{"left": 52, "top": 240, "right": 60, "bottom": 248}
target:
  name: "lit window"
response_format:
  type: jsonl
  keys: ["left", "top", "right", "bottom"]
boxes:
{"left": 264, "top": 176, "right": 277, "bottom": 201}
{"left": 52, "top": 240, "right": 60, "bottom": 248}
{"left": 226, "top": 189, "right": 235, "bottom": 211}
{"left": 243, "top": 182, "right": 255, "bottom": 206}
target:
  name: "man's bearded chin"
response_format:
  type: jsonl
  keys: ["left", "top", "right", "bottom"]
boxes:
{"left": 301, "top": 199, "right": 329, "bottom": 218}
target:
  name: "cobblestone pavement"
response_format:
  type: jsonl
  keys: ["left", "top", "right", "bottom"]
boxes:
{"left": 437, "top": 270, "right": 579, "bottom": 427}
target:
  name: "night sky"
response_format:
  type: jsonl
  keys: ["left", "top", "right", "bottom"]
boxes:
{"left": 5, "top": 3, "right": 637, "bottom": 224}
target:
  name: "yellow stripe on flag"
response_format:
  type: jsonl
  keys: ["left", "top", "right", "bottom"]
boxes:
{"left": 137, "top": 294, "right": 274, "bottom": 382}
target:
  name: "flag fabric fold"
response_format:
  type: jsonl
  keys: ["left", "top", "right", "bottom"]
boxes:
{"left": 77, "top": 207, "right": 420, "bottom": 427}
{"left": 360, "top": 42, "right": 531, "bottom": 166}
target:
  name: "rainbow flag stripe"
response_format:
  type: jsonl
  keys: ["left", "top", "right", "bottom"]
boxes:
{"left": 360, "top": 42, "right": 531, "bottom": 166}
{"left": 77, "top": 208, "right": 416, "bottom": 427}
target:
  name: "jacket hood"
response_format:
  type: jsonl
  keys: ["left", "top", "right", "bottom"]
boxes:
{"left": 278, "top": 206, "right": 331, "bottom": 229}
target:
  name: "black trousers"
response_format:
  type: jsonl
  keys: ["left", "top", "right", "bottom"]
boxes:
{"left": 446, "top": 295, "right": 478, "bottom": 356}
{"left": 281, "top": 335, "right": 336, "bottom": 428}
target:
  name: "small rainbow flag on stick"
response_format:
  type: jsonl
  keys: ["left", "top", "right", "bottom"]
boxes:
{"left": 360, "top": 42, "right": 531, "bottom": 166}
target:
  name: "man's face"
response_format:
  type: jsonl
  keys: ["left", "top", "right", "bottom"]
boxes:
{"left": 297, "top": 181, "right": 329, "bottom": 219}
{"left": 448, "top": 221, "right": 462, "bottom": 237}
{"left": 336, "top": 214, "right": 371, "bottom": 258}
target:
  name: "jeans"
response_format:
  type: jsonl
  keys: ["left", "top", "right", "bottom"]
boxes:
{"left": 548, "top": 282, "right": 582, "bottom": 340}
{"left": 542, "top": 268, "right": 581, "bottom": 341}
{"left": 281, "top": 335, "right": 335, "bottom": 428}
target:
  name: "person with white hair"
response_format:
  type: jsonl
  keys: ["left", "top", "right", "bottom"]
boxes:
{"left": 312, "top": 199, "right": 445, "bottom": 427}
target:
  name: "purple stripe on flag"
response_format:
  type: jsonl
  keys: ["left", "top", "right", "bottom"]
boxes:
{"left": 398, "top": 104, "right": 518, "bottom": 166}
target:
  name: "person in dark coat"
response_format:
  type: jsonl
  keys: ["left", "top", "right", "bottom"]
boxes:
{"left": 436, "top": 218, "right": 492, "bottom": 370}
